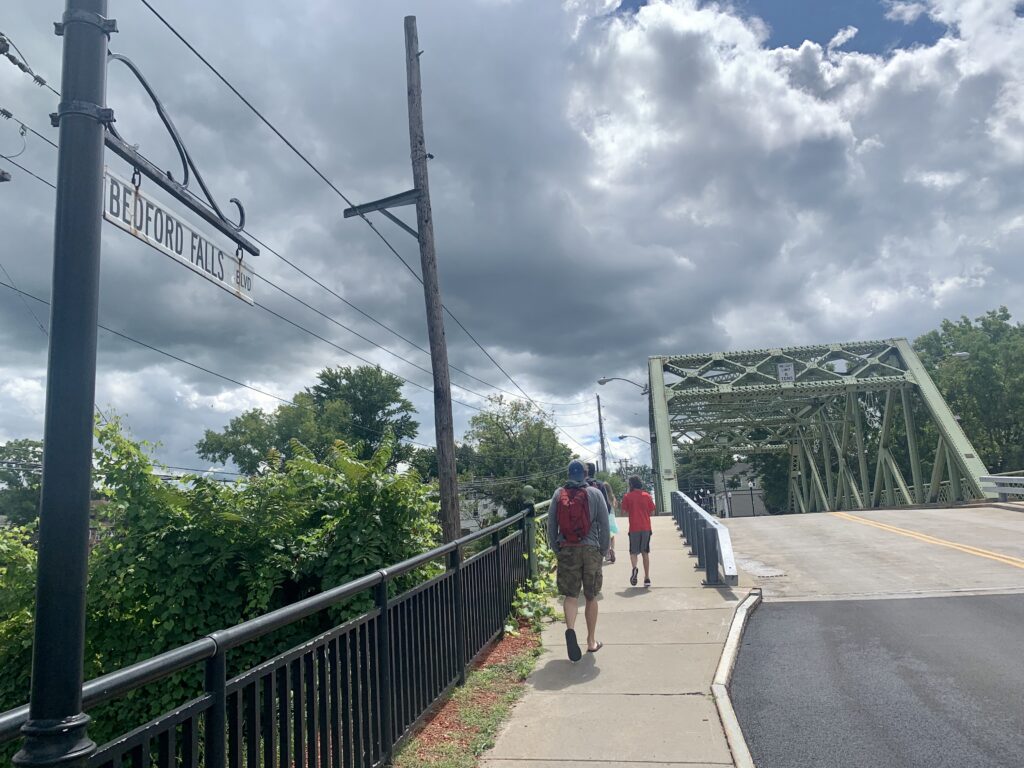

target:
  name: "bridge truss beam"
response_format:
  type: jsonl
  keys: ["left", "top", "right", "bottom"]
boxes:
{"left": 648, "top": 339, "right": 989, "bottom": 514}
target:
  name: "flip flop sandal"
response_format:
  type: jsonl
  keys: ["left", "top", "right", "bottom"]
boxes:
{"left": 587, "top": 642, "right": 604, "bottom": 653}
{"left": 565, "top": 628, "right": 582, "bottom": 662}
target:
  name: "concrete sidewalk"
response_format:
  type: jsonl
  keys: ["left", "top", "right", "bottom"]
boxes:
{"left": 482, "top": 515, "right": 748, "bottom": 768}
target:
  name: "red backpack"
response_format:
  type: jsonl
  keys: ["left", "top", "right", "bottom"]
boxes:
{"left": 556, "top": 486, "right": 592, "bottom": 546}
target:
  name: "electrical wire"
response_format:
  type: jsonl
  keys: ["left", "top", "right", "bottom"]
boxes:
{"left": 1, "top": 106, "right": 58, "bottom": 149}
{"left": 0, "top": 277, "right": 439, "bottom": 450}
{"left": 0, "top": 154, "right": 55, "bottom": 188}
{"left": 0, "top": 280, "right": 592, "bottom": 468}
{"left": 0, "top": 31, "right": 61, "bottom": 97}
{"left": 133, "top": 0, "right": 595, "bottom": 442}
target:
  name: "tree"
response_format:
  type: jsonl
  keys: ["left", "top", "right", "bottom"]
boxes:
{"left": 197, "top": 366, "right": 419, "bottom": 473}
{"left": 407, "top": 443, "right": 478, "bottom": 482}
{"left": 746, "top": 452, "right": 789, "bottom": 513}
{"left": 915, "top": 307, "right": 1024, "bottom": 473}
{"left": 1, "top": 418, "right": 441, "bottom": 764}
{"left": 463, "top": 398, "right": 574, "bottom": 514}
{"left": 0, "top": 439, "right": 42, "bottom": 525}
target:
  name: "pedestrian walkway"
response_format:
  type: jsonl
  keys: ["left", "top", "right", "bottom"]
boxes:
{"left": 482, "top": 515, "right": 750, "bottom": 768}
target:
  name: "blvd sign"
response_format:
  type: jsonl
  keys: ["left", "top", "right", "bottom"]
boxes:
{"left": 102, "top": 168, "right": 254, "bottom": 304}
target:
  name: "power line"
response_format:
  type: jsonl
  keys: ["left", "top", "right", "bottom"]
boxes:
{"left": 247, "top": 230, "right": 563, "bottom": 405}
{"left": 2, "top": 57, "right": 584, "bottom": 417}
{"left": 0, "top": 261, "right": 47, "bottom": 336}
{"left": 255, "top": 272, "right": 498, "bottom": 405}
{"left": 0, "top": 31, "right": 61, "bottom": 97}
{"left": 0, "top": 153, "right": 55, "bottom": 188}
{"left": 0, "top": 277, "right": 440, "bottom": 450}
{"left": 135, "top": 0, "right": 422, "bottom": 284}
{"left": 1, "top": 106, "right": 58, "bottom": 149}
{"left": 252, "top": 299, "right": 486, "bottom": 413}
{"left": 133, "top": 0, "right": 591, "bottom": 444}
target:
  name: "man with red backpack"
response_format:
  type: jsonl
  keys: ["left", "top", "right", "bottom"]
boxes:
{"left": 547, "top": 459, "right": 610, "bottom": 661}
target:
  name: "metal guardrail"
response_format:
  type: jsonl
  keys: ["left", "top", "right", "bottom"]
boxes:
{"left": 670, "top": 491, "right": 738, "bottom": 587}
{"left": 1, "top": 503, "right": 551, "bottom": 768}
{"left": 979, "top": 474, "right": 1024, "bottom": 501}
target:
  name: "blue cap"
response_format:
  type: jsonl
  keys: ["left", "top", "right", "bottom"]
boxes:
{"left": 568, "top": 460, "right": 586, "bottom": 482}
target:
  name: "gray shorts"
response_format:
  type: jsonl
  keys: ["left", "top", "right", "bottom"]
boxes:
{"left": 629, "top": 530, "right": 652, "bottom": 555}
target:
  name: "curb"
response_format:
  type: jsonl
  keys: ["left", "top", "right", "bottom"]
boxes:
{"left": 712, "top": 587, "right": 762, "bottom": 768}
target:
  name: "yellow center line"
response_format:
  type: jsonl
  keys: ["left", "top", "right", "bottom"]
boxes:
{"left": 833, "top": 511, "right": 1024, "bottom": 570}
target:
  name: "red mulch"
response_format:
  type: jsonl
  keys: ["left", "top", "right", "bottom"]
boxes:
{"left": 473, "top": 625, "right": 540, "bottom": 668}
{"left": 407, "top": 625, "right": 540, "bottom": 756}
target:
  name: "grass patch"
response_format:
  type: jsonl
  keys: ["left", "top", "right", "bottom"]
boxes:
{"left": 394, "top": 629, "right": 542, "bottom": 768}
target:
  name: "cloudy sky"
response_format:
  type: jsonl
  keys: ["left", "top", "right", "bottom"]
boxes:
{"left": 2, "top": 0, "right": 1023, "bottom": 474}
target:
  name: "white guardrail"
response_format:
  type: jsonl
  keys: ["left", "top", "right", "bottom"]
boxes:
{"left": 979, "top": 475, "right": 1024, "bottom": 501}
{"left": 671, "top": 490, "right": 738, "bottom": 586}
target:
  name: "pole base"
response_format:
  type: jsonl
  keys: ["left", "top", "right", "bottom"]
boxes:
{"left": 13, "top": 714, "right": 95, "bottom": 768}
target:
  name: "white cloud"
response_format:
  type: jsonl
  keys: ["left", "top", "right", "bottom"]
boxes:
{"left": 885, "top": 2, "right": 928, "bottom": 24}
{"left": 828, "top": 25, "right": 859, "bottom": 52}
{"left": 5, "top": 0, "right": 1024, "bottom": 466}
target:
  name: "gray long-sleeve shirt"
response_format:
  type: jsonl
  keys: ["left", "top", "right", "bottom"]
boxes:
{"left": 547, "top": 482, "right": 610, "bottom": 555}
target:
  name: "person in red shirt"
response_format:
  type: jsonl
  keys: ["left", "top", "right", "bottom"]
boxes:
{"left": 621, "top": 475, "right": 655, "bottom": 587}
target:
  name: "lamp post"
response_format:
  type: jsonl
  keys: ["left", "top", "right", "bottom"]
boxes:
{"left": 748, "top": 479, "right": 756, "bottom": 517}
{"left": 597, "top": 376, "right": 650, "bottom": 395}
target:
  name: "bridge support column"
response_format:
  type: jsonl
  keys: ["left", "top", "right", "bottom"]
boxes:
{"left": 648, "top": 357, "right": 677, "bottom": 516}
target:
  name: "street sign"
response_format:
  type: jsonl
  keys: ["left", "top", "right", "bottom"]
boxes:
{"left": 102, "top": 168, "right": 254, "bottom": 304}
{"left": 777, "top": 362, "right": 795, "bottom": 384}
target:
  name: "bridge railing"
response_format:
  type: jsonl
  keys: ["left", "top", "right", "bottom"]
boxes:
{"left": 670, "top": 491, "right": 738, "bottom": 587}
{"left": 979, "top": 475, "right": 1024, "bottom": 501}
{"left": 1, "top": 502, "right": 554, "bottom": 768}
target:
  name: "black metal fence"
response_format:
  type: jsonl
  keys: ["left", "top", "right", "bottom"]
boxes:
{"left": 1, "top": 507, "right": 548, "bottom": 768}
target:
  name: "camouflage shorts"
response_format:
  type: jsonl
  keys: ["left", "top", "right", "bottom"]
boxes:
{"left": 556, "top": 545, "right": 603, "bottom": 599}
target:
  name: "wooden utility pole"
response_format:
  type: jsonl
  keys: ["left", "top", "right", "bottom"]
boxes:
{"left": 405, "top": 16, "right": 460, "bottom": 541}
{"left": 596, "top": 394, "right": 608, "bottom": 474}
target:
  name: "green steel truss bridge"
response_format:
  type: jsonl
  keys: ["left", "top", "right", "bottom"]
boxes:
{"left": 647, "top": 339, "right": 990, "bottom": 515}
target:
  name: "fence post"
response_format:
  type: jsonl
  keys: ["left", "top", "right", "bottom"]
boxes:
{"left": 524, "top": 507, "right": 537, "bottom": 580}
{"left": 374, "top": 576, "right": 394, "bottom": 761}
{"left": 204, "top": 649, "right": 227, "bottom": 768}
{"left": 492, "top": 529, "right": 504, "bottom": 635}
{"left": 694, "top": 518, "right": 707, "bottom": 569}
{"left": 449, "top": 546, "right": 467, "bottom": 685}
{"left": 689, "top": 511, "right": 699, "bottom": 556}
{"left": 703, "top": 525, "right": 721, "bottom": 586}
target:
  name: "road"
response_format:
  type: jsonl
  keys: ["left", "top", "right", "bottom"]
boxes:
{"left": 722, "top": 505, "right": 1024, "bottom": 768}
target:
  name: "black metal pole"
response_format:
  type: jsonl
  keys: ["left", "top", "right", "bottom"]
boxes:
{"left": 15, "top": 3, "right": 111, "bottom": 767}
{"left": 374, "top": 578, "right": 393, "bottom": 762}
{"left": 694, "top": 518, "right": 706, "bottom": 569}
{"left": 703, "top": 526, "right": 721, "bottom": 586}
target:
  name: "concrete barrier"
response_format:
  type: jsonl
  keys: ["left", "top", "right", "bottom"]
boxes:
{"left": 671, "top": 490, "right": 738, "bottom": 587}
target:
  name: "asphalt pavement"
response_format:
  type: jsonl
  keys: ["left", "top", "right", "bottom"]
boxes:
{"left": 731, "top": 594, "right": 1024, "bottom": 768}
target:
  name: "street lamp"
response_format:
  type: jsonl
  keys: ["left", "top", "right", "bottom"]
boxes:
{"left": 748, "top": 479, "right": 755, "bottom": 517}
{"left": 617, "top": 434, "right": 649, "bottom": 443}
{"left": 598, "top": 377, "right": 650, "bottom": 395}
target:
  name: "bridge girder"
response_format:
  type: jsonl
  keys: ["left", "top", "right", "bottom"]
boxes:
{"left": 647, "top": 339, "right": 989, "bottom": 514}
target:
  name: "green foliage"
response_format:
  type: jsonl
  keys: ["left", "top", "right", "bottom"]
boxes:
{"left": 915, "top": 307, "right": 1024, "bottom": 472}
{"left": 0, "top": 439, "right": 43, "bottom": 525}
{"left": 197, "top": 365, "right": 419, "bottom": 474}
{"left": 464, "top": 398, "right": 573, "bottom": 513}
{"left": 597, "top": 471, "right": 626, "bottom": 501}
{"left": 505, "top": 531, "right": 557, "bottom": 634}
{"left": 0, "top": 419, "right": 440, "bottom": 758}
{"left": 747, "top": 452, "right": 789, "bottom": 513}
{"left": 407, "top": 443, "right": 479, "bottom": 483}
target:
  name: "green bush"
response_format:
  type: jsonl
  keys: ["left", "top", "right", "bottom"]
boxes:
{"left": 0, "top": 419, "right": 440, "bottom": 758}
